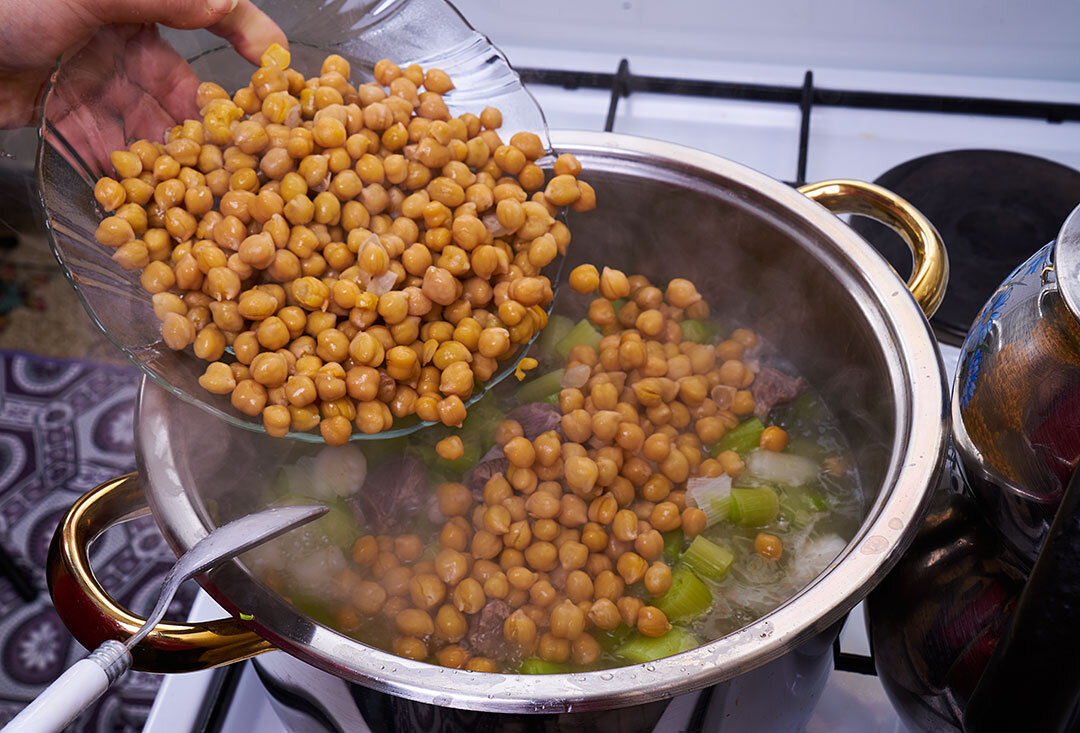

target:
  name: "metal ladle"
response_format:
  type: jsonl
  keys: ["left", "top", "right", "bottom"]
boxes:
{"left": 3, "top": 503, "right": 328, "bottom": 733}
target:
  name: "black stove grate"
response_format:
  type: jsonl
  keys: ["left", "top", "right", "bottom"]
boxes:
{"left": 519, "top": 58, "right": 1080, "bottom": 186}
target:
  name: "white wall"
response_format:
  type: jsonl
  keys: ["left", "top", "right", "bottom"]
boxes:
{"left": 450, "top": 0, "right": 1080, "bottom": 82}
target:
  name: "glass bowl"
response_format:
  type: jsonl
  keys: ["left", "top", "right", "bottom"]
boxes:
{"left": 35, "top": 0, "right": 555, "bottom": 441}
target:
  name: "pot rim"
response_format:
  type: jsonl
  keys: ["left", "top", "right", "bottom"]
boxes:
{"left": 139, "top": 130, "right": 949, "bottom": 712}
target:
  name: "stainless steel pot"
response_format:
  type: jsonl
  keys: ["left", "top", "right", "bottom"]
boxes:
{"left": 48, "top": 132, "right": 950, "bottom": 721}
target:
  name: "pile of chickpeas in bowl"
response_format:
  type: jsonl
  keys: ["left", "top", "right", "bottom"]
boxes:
{"left": 91, "top": 44, "right": 595, "bottom": 444}
{"left": 322, "top": 270, "right": 796, "bottom": 673}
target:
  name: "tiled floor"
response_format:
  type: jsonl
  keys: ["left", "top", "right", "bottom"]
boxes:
{"left": 0, "top": 232, "right": 126, "bottom": 365}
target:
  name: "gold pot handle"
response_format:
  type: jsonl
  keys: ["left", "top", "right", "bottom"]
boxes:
{"left": 47, "top": 473, "right": 274, "bottom": 673}
{"left": 798, "top": 179, "right": 949, "bottom": 318}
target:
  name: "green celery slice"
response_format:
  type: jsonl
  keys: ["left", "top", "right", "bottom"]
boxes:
{"left": 519, "top": 657, "right": 570, "bottom": 674}
{"left": 681, "top": 537, "right": 735, "bottom": 582}
{"left": 535, "top": 314, "right": 574, "bottom": 358}
{"left": 616, "top": 627, "right": 699, "bottom": 664}
{"left": 663, "top": 529, "right": 685, "bottom": 561}
{"left": 654, "top": 564, "right": 713, "bottom": 621}
{"left": 679, "top": 319, "right": 717, "bottom": 344}
{"left": 728, "top": 487, "right": 780, "bottom": 527}
{"left": 710, "top": 417, "right": 765, "bottom": 457}
{"left": 516, "top": 368, "right": 565, "bottom": 404}
{"left": 555, "top": 319, "right": 601, "bottom": 361}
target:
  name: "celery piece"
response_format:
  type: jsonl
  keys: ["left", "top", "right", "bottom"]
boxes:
{"left": 680, "top": 319, "right": 717, "bottom": 344}
{"left": 319, "top": 505, "right": 358, "bottom": 550}
{"left": 519, "top": 657, "right": 570, "bottom": 674}
{"left": 654, "top": 564, "right": 713, "bottom": 621}
{"left": 710, "top": 417, "right": 765, "bottom": 457}
{"left": 517, "top": 368, "right": 565, "bottom": 404}
{"left": 729, "top": 487, "right": 780, "bottom": 527}
{"left": 663, "top": 529, "right": 685, "bottom": 561}
{"left": 594, "top": 625, "right": 633, "bottom": 653}
{"left": 535, "top": 313, "right": 575, "bottom": 358}
{"left": 555, "top": 319, "right": 601, "bottom": 361}
{"left": 681, "top": 537, "right": 735, "bottom": 583}
{"left": 616, "top": 627, "right": 699, "bottom": 664}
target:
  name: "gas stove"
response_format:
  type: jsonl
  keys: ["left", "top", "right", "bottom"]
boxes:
{"left": 31, "top": 3, "right": 1080, "bottom": 730}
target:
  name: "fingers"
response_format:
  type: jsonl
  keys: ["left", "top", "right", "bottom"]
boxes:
{"left": 206, "top": 0, "right": 288, "bottom": 66}
{"left": 80, "top": 0, "right": 288, "bottom": 64}
{"left": 80, "top": 0, "right": 238, "bottom": 30}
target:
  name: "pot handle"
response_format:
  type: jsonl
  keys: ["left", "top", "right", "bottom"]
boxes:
{"left": 47, "top": 473, "right": 274, "bottom": 673}
{"left": 798, "top": 179, "right": 949, "bottom": 318}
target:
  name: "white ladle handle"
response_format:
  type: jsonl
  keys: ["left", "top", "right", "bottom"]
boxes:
{"left": 2, "top": 641, "right": 130, "bottom": 733}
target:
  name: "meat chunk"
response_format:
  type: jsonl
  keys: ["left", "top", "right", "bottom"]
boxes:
{"left": 506, "top": 402, "right": 563, "bottom": 440}
{"left": 464, "top": 452, "right": 510, "bottom": 497}
{"left": 349, "top": 456, "right": 426, "bottom": 534}
{"left": 750, "top": 367, "right": 805, "bottom": 418}
{"left": 467, "top": 599, "right": 515, "bottom": 660}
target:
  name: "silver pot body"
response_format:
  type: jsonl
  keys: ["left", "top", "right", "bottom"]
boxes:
{"left": 133, "top": 131, "right": 948, "bottom": 713}
{"left": 249, "top": 624, "right": 840, "bottom": 733}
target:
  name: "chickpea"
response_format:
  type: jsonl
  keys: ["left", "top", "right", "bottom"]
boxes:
{"left": 681, "top": 507, "right": 707, "bottom": 539}
{"left": 504, "top": 609, "right": 538, "bottom": 648}
{"left": 617, "top": 596, "right": 644, "bottom": 628}
{"left": 558, "top": 541, "right": 589, "bottom": 570}
{"left": 717, "top": 449, "right": 745, "bottom": 477}
{"left": 612, "top": 509, "right": 639, "bottom": 542}
{"left": 665, "top": 278, "right": 702, "bottom": 308}
{"left": 760, "top": 425, "right": 789, "bottom": 452}
{"left": 549, "top": 600, "right": 586, "bottom": 640}
{"left": 564, "top": 455, "right": 599, "bottom": 497}
{"left": 599, "top": 266, "right": 630, "bottom": 300}
{"left": 502, "top": 435, "right": 536, "bottom": 469}
{"left": 755, "top": 532, "right": 783, "bottom": 560}
{"left": 593, "top": 570, "right": 625, "bottom": 602}
{"left": 635, "top": 529, "right": 664, "bottom": 562}
{"left": 644, "top": 562, "right": 673, "bottom": 597}
{"left": 198, "top": 362, "right": 236, "bottom": 395}
{"left": 436, "top": 435, "right": 465, "bottom": 461}
{"left": 636, "top": 606, "right": 672, "bottom": 637}
{"left": 616, "top": 552, "right": 648, "bottom": 585}
{"left": 396, "top": 608, "right": 434, "bottom": 637}
{"left": 434, "top": 482, "right": 471, "bottom": 518}
{"left": 524, "top": 541, "right": 558, "bottom": 572}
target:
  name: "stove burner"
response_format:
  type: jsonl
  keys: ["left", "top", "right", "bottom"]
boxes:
{"left": 852, "top": 150, "right": 1080, "bottom": 342}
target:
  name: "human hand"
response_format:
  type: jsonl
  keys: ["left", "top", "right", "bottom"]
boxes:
{"left": 0, "top": 0, "right": 286, "bottom": 129}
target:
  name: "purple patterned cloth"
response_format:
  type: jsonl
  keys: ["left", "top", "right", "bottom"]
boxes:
{"left": 0, "top": 351, "right": 195, "bottom": 731}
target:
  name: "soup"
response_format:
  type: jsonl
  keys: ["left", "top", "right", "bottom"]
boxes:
{"left": 245, "top": 269, "right": 863, "bottom": 673}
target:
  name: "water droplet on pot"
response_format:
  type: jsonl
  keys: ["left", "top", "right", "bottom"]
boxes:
{"left": 600, "top": 673, "right": 613, "bottom": 680}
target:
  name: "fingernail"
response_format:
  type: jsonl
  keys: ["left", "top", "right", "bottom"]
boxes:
{"left": 207, "top": 0, "right": 240, "bottom": 13}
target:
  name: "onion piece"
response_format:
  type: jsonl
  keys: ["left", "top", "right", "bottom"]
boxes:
{"left": 745, "top": 449, "right": 818, "bottom": 486}
{"left": 309, "top": 444, "right": 368, "bottom": 498}
{"left": 687, "top": 474, "right": 732, "bottom": 526}
{"left": 561, "top": 363, "right": 591, "bottom": 389}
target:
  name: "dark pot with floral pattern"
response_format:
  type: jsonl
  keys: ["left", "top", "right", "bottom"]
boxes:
{"left": 869, "top": 201, "right": 1080, "bottom": 732}
{"left": 954, "top": 203, "right": 1080, "bottom": 567}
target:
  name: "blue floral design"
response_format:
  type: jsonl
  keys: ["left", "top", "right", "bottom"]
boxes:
{"left": 959, "top": 242, "right": 1055, "bottom": 409}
